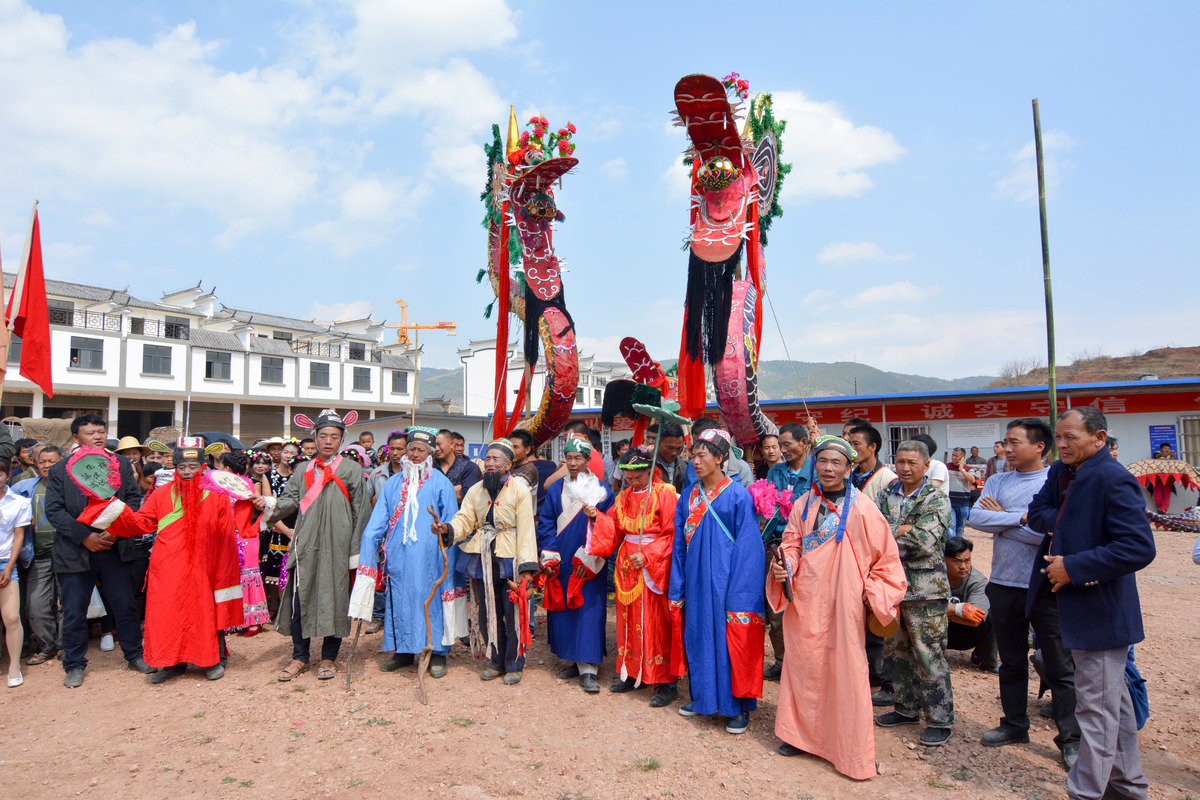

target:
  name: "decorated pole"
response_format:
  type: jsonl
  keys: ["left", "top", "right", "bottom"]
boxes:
{"left": 1033, "top": 99, "right": 1058, "bottom": 451}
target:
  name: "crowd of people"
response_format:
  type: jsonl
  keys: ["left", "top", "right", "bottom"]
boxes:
{"left": 0, "top": 406, "right": 1170, "bottom": 799}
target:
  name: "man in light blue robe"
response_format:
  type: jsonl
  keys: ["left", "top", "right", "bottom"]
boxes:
{"left": 350, "top": 428, "right": 459, "bottom": 677}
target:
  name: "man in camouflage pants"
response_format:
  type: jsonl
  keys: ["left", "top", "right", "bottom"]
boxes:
{"left": 875, "top": 439, "right": 955, "bottom": 747}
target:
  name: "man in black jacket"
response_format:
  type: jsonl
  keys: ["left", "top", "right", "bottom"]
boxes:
{"left": 45, "top": 414, "right": 152, "bottom": 688}
{"left": 1027, "top": 407, "right": 1155, "bottom": 800}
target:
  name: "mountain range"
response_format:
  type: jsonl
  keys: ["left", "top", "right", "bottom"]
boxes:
{"left": 415, "top": 361, "right": 996, "bottom": 407}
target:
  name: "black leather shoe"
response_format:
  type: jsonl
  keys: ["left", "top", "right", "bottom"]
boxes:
{"left": 580, "top": 673, "right": 600, "bottom": 693}
{"left": 205, "top": 664, "right": 226, "bottom": 681}
{"left": 920, "top": 727, "right": 952, "bottom": 747}
{"left": 128, "top": 658, "right": 155, "bottom": 674}
{"left": 558, "top": 663, "right": 580, "bottom": 679}
{"left": 778, "top": 742, "right": 805, "bottom": 757}
{"left": 150, "top": 664, "right": 186, "bottom": 684}
{"left": 871, "top": 687, "right": 894, "bottom": 706}
{"left": 63, "top": 667, "right": 84, "bottom": 688}
{"left": 875, "top": 711, "right": 919, "bottom": 727}
{"left": 763, "top": 662, "right": 782, "bottom": 681}
{"left": 609, "top": 677, "right": 636, "bottom": 693}
{"left": 649, "top": 684, "right": 678, "bottom": 707}
{"left": 980, "top": 726, "right": 1030, "bottom": 747}
{"left": 381, "top": 653, "right": 414, "bottom": 672}
{"left": 1062, "top": 744, "right": 1079, "bottom": 772}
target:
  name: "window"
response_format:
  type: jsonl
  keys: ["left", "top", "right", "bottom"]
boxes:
{"left": 391, "top": 370, "right": 408, "bottom": 394}
{"left": 48, "top": 299, "right": 74, "bottom": 326}
{"left": 261, "top": 356, "right": 284, "bottom": 384}
{"left": 595, "top": 377, "right": 607, "bottom": 387}
{"left": 353, "top": 366, "right": 371, "bottom": 391}
{"left": 205, "top": 351, "right": 231, "bottom": 380}
{"left": 1179, "top": 415, "right": 1200, "bottom": 469}
{"left": 593, "top": 389, "right": 603, "bottom": 406}
{"left": 143, "top": 344, "right": 172, "bottom": 375}
{"left": 165, "top": 315, "right": 190, "bottom": 340}
{"left": 348, "top": 342, "right": 366, "bottom": 361}
{"left": 7, "top": 334, "right": 20, "bottom": 365}
{"left": 575, "top": 387, "right": 585, "bottom": 404}
{"left": 272, "top": 331, "right": 293, "bottom": 341}
{"left": 130, "top": 317, "right": 145, "bottom": 335}
{"left": 887, "top": 424, "right": 930, "bottom": 465}
{"left": 310, "top": 362, "right": 330, "bottom": 388}
{"left": 69, "top": 336, "right": 104, "bottom": 370}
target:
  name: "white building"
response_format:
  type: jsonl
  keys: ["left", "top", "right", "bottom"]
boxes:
{"left": 2, "top": 275, "right": 419, "bottom": 442}
{"left": 457, "top": 338, "right": 632, "bottom": 419}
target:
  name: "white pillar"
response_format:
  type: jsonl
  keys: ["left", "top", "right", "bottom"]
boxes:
{"left": 31, "top": 391, "right": 43, "bottom": 417}
{"left": 283, "top": 404, "right": 291, "bottom": 438}
{"left": 107, "top": 395, "right": 119, "bottom": 428}
{"left": 174, "top": 399, "right": 184, "bottom": 428}
{"left": 232, "top": 402, "right": 241, "bottom": 440}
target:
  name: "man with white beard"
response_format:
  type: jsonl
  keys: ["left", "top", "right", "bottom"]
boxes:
{"left": 537, "top": 434, "right": 616, "bottom": 693}
{"left": 350, "top": 427, "right": 460, "bottom": 677}
{"left": 433, "top": 439, "right": 538, "bottom": 685}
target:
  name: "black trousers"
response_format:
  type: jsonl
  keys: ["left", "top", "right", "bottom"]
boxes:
{"left": 986, "top": 581, "right": 1080, "bottom": 749}
{"left": 474, "top": 557, "right": 524, "bottom": 674}
{"left": 866, "top": 625, "right": 892, "bottom": 690}
{"left": 58, "top": 549, "right": 143, "bottom": 672}
{"left": 947, "top": 615, "right": 997, "bottom": 664}
{"left": 289, "top": 589, "right": 341, "bottom": 663}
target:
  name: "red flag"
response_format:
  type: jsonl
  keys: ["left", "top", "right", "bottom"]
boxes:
{"left": 5, "top": 205, "right": 53, "bottom": 398}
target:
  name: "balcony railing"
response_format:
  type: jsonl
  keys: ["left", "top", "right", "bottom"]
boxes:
{"left": 49, "top": 309, "right": 123, "bottom": 332}
{"left": 292, "top": 341, "right": 342, "bottom": 359}
{"left": 130, "top": 318, "right": 190, "bottom": 340}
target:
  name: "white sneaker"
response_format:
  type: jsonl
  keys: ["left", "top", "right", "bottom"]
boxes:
{"left": 100, "top": 634, "right": 115, "bottom": 651}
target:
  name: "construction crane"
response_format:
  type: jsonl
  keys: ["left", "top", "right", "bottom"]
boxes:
{"left": 385, "top": 300, "right": 457, "bottom": 426}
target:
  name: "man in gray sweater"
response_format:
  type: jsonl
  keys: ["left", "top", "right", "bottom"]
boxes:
{"left": 970, "top": 418, "right": 1080, "bottom": 770}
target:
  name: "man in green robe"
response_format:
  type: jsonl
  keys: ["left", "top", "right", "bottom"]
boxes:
{"left": 256, "top": 409, "right": 372, "bottom": 681}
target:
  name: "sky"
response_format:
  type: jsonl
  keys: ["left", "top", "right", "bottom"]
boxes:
{"left": 1, "top": 0, "right": 1197, "bottom": 379}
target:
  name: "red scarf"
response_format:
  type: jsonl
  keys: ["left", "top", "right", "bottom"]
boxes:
{"left": 301, "top": 455, "right": 349, "bottom": 514}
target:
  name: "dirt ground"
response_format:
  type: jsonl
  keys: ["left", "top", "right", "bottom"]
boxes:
{"left": 2, "top": 526, "right": 1198, "bottom": 800}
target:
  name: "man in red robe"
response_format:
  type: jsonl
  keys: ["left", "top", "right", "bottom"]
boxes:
{"left": 80, "top": 437, "right": 242, "bottom": 683}
{"left": 599, "top": 445, "right": 679, "bottom": 707}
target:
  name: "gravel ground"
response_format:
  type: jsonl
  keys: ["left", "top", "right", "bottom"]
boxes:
{"left": 2, "top": 526, "right": 1197, "bottom": 800}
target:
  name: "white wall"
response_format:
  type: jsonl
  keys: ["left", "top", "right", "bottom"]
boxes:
{"left": 53, "top": 329, "right": 121, "bottom": 388}
{"left": 342, "top": 362, "right": 382, "bottom": 403}
{"left": 247, "top": 354, "right": 296, "bottom": 398}
{"left": 125, "top": 338, "right": 188, "bottom": 392}
{"left": 190, "top": 349, "right": 246, "bottom": 396}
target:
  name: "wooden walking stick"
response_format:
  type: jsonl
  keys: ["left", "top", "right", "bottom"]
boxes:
{"left": 418, "top": 505, "right": 450, "bottom": 705}
{"left": 345, "top": 617, "right": 363, "bottom": 691}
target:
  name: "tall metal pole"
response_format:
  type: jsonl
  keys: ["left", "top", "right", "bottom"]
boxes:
{"left": 410, "top": 326, "right": 419, "bottom": 429}
{"left": 1033, "top": 99, "right": 1057, "bottom": 451}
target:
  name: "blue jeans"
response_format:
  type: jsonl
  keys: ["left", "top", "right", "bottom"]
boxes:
{"left": 58, "top": 549, "right": 144, "bottom": 672}
{"left": 950, "top": 503, "right": 970, "bottom": 538}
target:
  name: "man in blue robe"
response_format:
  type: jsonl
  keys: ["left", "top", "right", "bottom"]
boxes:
{"left": 669, "top": 427, "right": 766, "bottom": 734}
{"left": 537, "top": 434, "right": 615, "bottom": 693}
{"left": 349, "top": 427, "right": 459, "bottom": 677}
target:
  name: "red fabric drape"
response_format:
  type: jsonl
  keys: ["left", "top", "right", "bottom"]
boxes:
{"left": 744, "top": 202, "right": 763, "bottom": 356}
{"left": 493, "top": 202, "right": 511, "bottom": 439}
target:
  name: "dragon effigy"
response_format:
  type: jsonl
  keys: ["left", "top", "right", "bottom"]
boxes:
{"left": 601, "top": 338, "right": 690, "bottom": 446}
{"left": 478, "top": 109, "right": 580, "bottom": 445}
{"left": 671, "top": 72, "right": 790, "bottom": 449}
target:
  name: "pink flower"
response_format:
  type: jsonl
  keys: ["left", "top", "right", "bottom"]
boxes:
{"left": 538, "top": 116, "right": 548, "bottom": 127}
{"left": 534, "top": 125, "right": 546, "bottom": 137}
{"left": 557, "top": 128, "right": 568, "bottom": 137}
{"left": 520, "top": 131, "right": 530, "bottom": 145}
{"left": 567, "top": 122, "right": 576, "bottom": 134}
{"left": 527, "top": 116, "right": 540, "bottom": 125}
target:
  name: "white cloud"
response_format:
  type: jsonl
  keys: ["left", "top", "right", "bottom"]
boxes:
{"left": 575, "top": 335, "right": 626, "bottom": 363}
{"left": 81, "top": 210, "right": 117, "bottom": 227}
{"left": 662, "top": 155, "right": 692, "bottom": 200}
{"left": 300, "top": 175, "right": 430, "bottom": 257}
{"left": 600, "top": 157, "right": 628, "bottom": 181}
{"left": 995, "top": 130, "right": 1074, "bottom": 203}
{"left": 303, "top": 299, "right": 377, "bottom": 323}
{"left": 845, "top": 281, "right": 939, "bottom": 307}
{"left": 801, "top": 289, "right": 833, "bottom": 308}
{"left": 770, "top": 91, "right": 904, "bottom": 199}
{"left": 817, "top": 241, "right": 913, "bottom": 263}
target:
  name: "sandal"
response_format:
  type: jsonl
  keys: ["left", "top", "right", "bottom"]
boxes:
{"left": 276, "top": 660, "right": 309, "bottom": 682}
{"left": 27, "top": 650, "right": 58, "bottom": 666}
{"left": 316, "top": 660, "right": 337, "bottom": 680}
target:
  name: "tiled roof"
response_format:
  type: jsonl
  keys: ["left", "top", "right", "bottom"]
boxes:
{"left": 5, "top": 272, "right": 185, "bottom": 314}
{"left": 214, "top": 306, "right": 328, "bottom": 334}
{"left": 188, "top": 329, "right": 244, "bottom": 352}
{"left": 380, "top": 353, "right": 414, "bottom": 369}
{"left": 248, "top": 337, "right": 297, "bottom": 357}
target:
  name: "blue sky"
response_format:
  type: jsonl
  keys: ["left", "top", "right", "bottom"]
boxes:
{"left": 1, "top": 0, "right": 1197, "bottom": 378}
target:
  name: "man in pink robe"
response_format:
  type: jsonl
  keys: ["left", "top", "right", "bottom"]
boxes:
{"left": 767, "top": 435, "right": 907, "bottom": 780}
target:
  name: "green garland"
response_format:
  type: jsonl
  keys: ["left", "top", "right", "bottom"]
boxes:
{"left": 478, "top": 122, "right": 525, "bottom": 318}
{"left": 746, "top": 92, "right": 791, "bottom": 248}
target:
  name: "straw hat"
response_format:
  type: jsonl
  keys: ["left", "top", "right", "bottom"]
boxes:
{"left": 114, "top": 435, "right": 151, "bottom": 457}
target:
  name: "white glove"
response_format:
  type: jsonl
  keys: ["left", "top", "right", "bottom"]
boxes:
{"left": 258, "top": 497, "right": 278, "bottom": 531}
{"left": 348, "top": 571, "right": 376, "bottom": 622}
